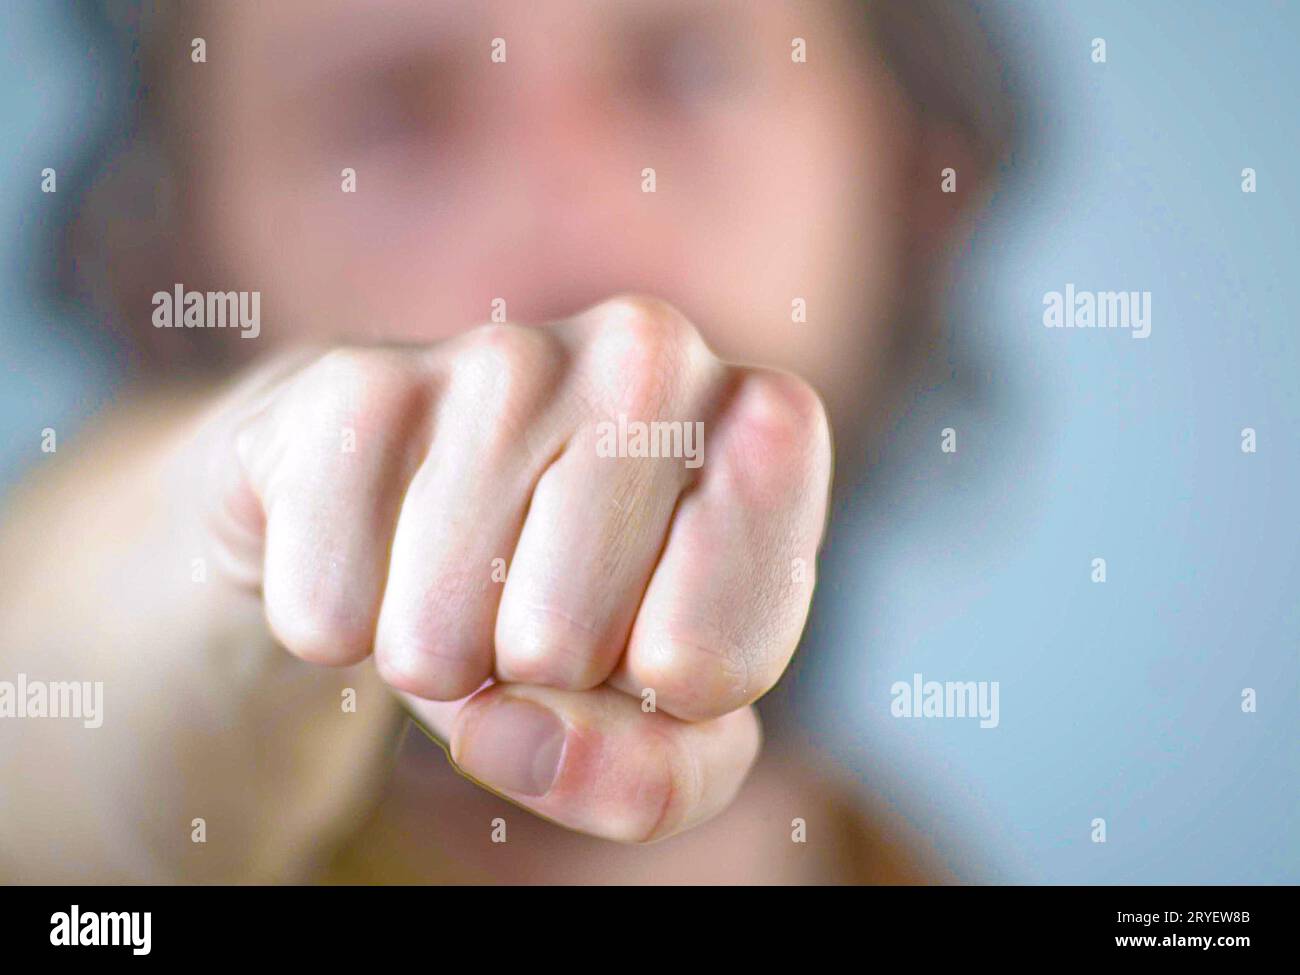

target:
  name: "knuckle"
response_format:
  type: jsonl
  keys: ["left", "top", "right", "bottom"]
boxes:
{"left": 265, "top": 595, "right": 374, "bottom": 667}
{"left": 612, "top": 296, "right": 699, "bottom": 354}
{"left": 374, "top": 576, "right": 495, "bottom": 699}
{"left": 457, "top": 322, "right": 563, "bottom": 382}
{"left": 374, "top": 640, "right": 487, "bottom": 700}
{"left": 495, "top": 603, "right": 606, "bottom": 689}
{"left": 715, "top": 370, "right": 832, "bottom": 504}
{"left": 591, "top": 296, "right": 704, "bottom": 379}
{"left": 448, "top": 324, "right": 564, "bottom": 450}
{"left": 298, "top": 347, "right": 426, "bottom": 432}
{"left": 733, "top": 369, "right": 830, "bottom": 458}
{"left": 634, "top": 626, "right": 754, "bottom": 720}
{"left": 581, "top": 296, "right": 711, "bottom": 418}
{"left": 307, "top": 347, "right": 391, "bottom": 395}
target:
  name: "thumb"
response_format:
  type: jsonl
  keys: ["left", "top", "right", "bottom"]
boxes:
{"left": 399, "top": 682, "right": 760, "bottom": 843}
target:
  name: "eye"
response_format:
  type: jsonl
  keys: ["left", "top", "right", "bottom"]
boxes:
{"left": 301, "top": 55, "right": 461, "bottom": 159}
{"left": 632, "top": 25, "right": 737, "bottom": 108}
{"left": 335, "top": 96, "right": 420, "bottom": 148}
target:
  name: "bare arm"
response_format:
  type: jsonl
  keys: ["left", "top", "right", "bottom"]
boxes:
{"left": 0, "top": 383, "right": 402, "bottom": 883}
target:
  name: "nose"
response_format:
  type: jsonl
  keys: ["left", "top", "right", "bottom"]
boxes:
{"left": 480, "top": 71, "right": 674, "bottom": 323}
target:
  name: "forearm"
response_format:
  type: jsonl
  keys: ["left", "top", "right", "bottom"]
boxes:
{"left": 0, "top": 388, "right": 402, "bottom": 882}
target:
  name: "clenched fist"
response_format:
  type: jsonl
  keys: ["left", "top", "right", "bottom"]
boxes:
{"left": 206, "top": 296, "right": 831, "bottom": 842}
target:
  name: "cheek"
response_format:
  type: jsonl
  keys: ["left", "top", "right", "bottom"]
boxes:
{"left": 206, "top": 157, "right": 487, "bottom": 345}
{"left": 676, "top": 74, "right": 914, "bottom": 418}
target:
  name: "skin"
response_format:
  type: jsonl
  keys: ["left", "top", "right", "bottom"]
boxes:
{"left": 0, "top": 0, "right": 976, "bottom": 881}
{"left": 207, "top": 296, "right": 831, "bottom": 843}
{"left": 177, "top": 0, "right": 918, "bottom": 424}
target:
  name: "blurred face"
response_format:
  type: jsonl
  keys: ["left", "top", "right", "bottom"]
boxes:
{"left": 186, "top": 0, "right": 919, "bottom": 430}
